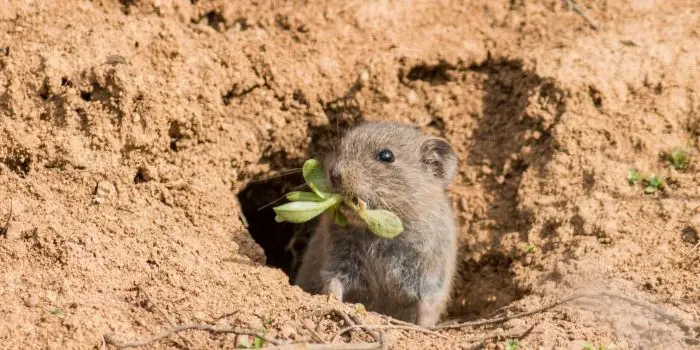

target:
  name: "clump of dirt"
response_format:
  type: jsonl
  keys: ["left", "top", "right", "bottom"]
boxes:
{"left": 1, "top": 0, "right": 699, "bottom": 349}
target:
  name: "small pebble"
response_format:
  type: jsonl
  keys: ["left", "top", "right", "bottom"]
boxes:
{"left": 45, "top": 291, "right": 57, "bottom": 302}
{"left": 358, "top": 70, "right": 370, "bottom": 86}
{"left": 689, "top": 214, "right": 700, "bottom": 236}
{"left": 302, "top": 319, "right": 316, "bottom": 331}
{"left": 94, "top": 181, "right": 116, "bottom": 204}
{"left": 280, "top": 325, "right": 296, "bottom": 339}
{"left": 137, "top": 166, "right": 159, "bottom": 182}
{"left": 631, "top": 318, "right": 649, "bottom": 330}
{"left": 24, "top": 295, "right": 39, "bottom": 307}
{"left": 192, "top": 311, "right": 207, "bottom": 322}
{"left": 406, "top": 90, "right": 418, "bottom": 105}
{"left": 4, "top": 221, "right": 21, "bottom": 239}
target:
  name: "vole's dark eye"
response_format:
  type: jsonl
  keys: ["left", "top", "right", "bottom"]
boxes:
{"left": 376, "top": 149, "right": 395, "bottom": 163}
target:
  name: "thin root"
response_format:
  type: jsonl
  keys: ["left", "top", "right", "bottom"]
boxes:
{"left": 564, "top": 0, "right": 600, "bottom": 30}
{"left": 433, "top": 291, "right": 696, "bottom": 334}
{"left": 331, "top": 324, "right": 447, "bottom": 343}
{"left": 103, "top": 324, "right": 281, "bottom": 348}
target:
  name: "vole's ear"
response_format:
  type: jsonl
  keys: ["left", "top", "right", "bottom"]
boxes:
{"left": 420, "top": 137, "right": 457, "bottom": 186}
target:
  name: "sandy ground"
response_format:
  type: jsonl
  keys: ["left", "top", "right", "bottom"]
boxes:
{"left": 1, "top": 0, "right": 699, "bottom": 349}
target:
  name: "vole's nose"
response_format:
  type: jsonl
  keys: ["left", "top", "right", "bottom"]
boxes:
{"left": 329, "top": 166, "right": 342, "bottom": 189}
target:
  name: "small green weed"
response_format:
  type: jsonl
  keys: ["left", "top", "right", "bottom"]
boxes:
{"left": 238, "top": 315, "right": 273, "bottom": 349}
{"left": 237, "top": 336, "right": 264, "bottom": 349}
{"left": 626, "top": 168, "right": 641, "bottom": 185}
{"left": 504, "top": 339, "right": 521, "bottom": 350}
{"left": 49, "top": 308, "right": 64, "bottom": 316}
{"left": 667, "top": 147, "right": 691, "bottom": 170}
{"left": 644, "top": 175, "right": 665, "bottom": 194}
{"left": 582, "top": 341, "right": 619, "bottom": 350}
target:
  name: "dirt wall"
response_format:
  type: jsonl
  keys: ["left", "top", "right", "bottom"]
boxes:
{"left": 0, "top": 0, "right": 698, "bottom": 349}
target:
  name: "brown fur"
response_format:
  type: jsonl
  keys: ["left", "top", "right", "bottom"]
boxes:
{"left": 294, "top": 121, "right": 459, "bottom": 327}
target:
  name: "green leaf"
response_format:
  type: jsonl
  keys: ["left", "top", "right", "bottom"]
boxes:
{"left": 647, "top": 175, "right": 663, "bottom": 188}
{"left": 523, "top": 244, "right": 536, "bottom": 253}
{"left": 644, "top": 175, "right": 664, "bottom": 194}
{"left": 303, "top": 159, "right": 332, "bottom": 198}
{"left": 504, "top": 339, "right": 521, "bottom": 350}
{"left": 354, "top": 303, "right": 367, "bottom": 316}
{"left": 626, "top": 168, "right": 641, "bottom": 185}
{"left": 286, "top": 191, "right": 324, "bottom": 202}
{"left": 273, "top": 195, "right": 341, "bottom": 223}
{"left": 253, "top": 336, "right": 264, "bottom": 348}
{"left": 358, "top": 207, "right": 404, "bottom": 238}
{"left": 669, "top": 147, "right": 691, "bottom": 170}
{"left": 334, "top": 209, "right": 347, "bottom": 227}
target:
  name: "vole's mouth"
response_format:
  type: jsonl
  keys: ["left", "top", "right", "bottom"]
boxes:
{"left": 345, "top": 195, "right": 360, "bottom": 207}
{"left": 340, "top": 195, "right": 367, "bottom": 210}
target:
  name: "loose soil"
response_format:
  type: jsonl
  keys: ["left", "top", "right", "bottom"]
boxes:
{"left": 1, "top": 1, "right": 699, "bottom": 349}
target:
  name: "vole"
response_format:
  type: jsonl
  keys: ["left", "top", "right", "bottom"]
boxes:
{"left": 294, "top": 121, "right": 459, "bottom": 327}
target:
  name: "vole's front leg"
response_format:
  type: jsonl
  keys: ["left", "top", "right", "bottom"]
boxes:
{"left": 415, "top": 274, "right": 449, "bottom": 327}
{"left": 322, "top": 233, "right": 364, "bottom": 303}
{"left": 323, "top": 276, "right": 344, "bottom": 302}
{"left": 415, "top": 299, "right": 441, "bottom": 327}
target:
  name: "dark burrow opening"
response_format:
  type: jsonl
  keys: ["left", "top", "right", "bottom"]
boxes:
{"left": 236, "top": 116, "right": 359, "bottom": 282}
{"left": 237, "top": 170, "right": 318, "bottom": 280}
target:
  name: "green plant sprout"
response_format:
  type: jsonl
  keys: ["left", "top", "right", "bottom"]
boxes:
{"left": 581, "top": 342, "right": 616, "bottom": 350}
{"left": 626, "top": 168, "right": 641, "bottom": 185}
{"left": 273, "top": 159, "right": 404, "bottom": 238}
{"left": 668, "top": 147, "right": 691, "bottom": 170}
{"left": 504, "top": 339, "right": 521, "bottom": 350}
{"left": 644, "top": 175, "right": 665, "bottom": 194}
{"left": 237, "top": 336, "right": 264, "bottom": 349}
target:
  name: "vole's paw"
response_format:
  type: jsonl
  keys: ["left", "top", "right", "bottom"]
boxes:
{"left": 324, "top": 277, "right": 344, "bottom": 302}
{"left": 416, "top": 299, "right": 440, "bottom": 328}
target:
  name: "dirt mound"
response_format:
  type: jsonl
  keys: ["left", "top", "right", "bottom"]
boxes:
{"left": 1, "top": 0, "right": 698, "bottom": 349}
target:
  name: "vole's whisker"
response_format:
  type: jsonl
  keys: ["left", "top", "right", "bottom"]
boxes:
{"left": 248, "top": 168, "right": 302, "bottom": 183}
{"left": 257, "top": 183, "right": 309, "bottom": 211}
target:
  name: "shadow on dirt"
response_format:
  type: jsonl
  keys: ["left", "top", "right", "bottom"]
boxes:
{"left": 446, "top": 58, "right": 566, "bottom": 320}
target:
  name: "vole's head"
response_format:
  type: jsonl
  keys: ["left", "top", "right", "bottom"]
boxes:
{"left": 324, "top": 122, "right": 457, "bottom": 220}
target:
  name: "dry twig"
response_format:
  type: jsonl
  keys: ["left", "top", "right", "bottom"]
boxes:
{"left": 265, "top": 343, "right": 381, "bottom": 350}
{"left": 331, "top": 309, "right": 380, "bottom": 342}
{"left": 302, "top": 320, "right": 327, "bottom": 344}
{"left": 433, "top": 291, "right": 697, "bottom": 336}
{"left": 103, "top": 323, "right": 281, "bottom": 348}
{"left": 596, "top": 292, "right": 695, "bottom": 333}
{"left": 564, "top": 0, "right": 600, "bottom": 30}
{"left": 135, "top": 286, "right": 191, "bottom": 348}
{"left": 210, "top": 310, "right": 241, "bottom": 323}
{"left": 460, "top": 324, "right": 537, "bottom": 350}
{"left": 332, "top": 324, "right": 447, "bottom": 343}
{"left": 433, "top": 293, "right": 591, "bottom": 330}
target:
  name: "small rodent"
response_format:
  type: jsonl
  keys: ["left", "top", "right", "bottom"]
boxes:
{"left": 294, "top": 121, "right": 459, "bottom": 327}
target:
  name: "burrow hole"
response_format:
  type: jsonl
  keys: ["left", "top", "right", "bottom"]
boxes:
{"left": 236, "top": 120, "right": 354, "bottom": 280}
